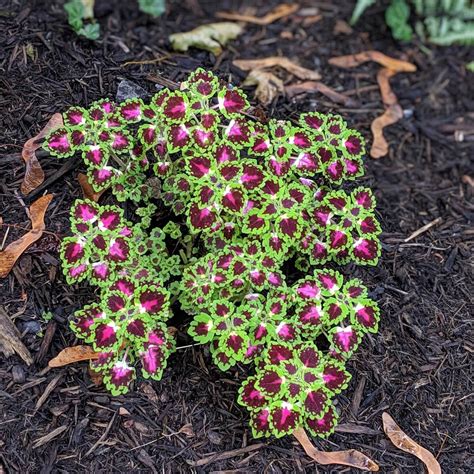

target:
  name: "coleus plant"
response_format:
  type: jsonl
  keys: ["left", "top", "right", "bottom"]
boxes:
{"left": 47, "top": 68, "right": 382, "bottom": 440}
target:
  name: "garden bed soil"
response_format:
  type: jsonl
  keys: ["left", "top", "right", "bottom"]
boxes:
{"left": 1, "top": 0, "right": 473, "bottom": 472}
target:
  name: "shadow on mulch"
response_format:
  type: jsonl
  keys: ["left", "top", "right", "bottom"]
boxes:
{"left": 1, "top": 0, "right": 473, "bottom": 472}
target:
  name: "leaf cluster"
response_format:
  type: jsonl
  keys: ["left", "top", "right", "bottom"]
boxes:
{"left": 50, "top": 69, "right": 382, "bottom": 438}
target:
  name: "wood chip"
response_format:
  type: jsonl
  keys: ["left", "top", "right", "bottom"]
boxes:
{"left": 286, "top": 81, "right": 357, "bottom": 106}
{"left": 0, "top": 194, "right": 53, "bottom": 278}
{"left": 216, "top": 3, "right": 299, "bottom": 25}
{"left": 328, "top": 50, "right": 416, "bottom": 73}
{"left": 32, "top": 425, "right": 68, "bottom": 449}
{"left": 34, "top": 374, "right": 62, "bottom": 412}
{"left": 0, "top": 306, "right": 33, "bottom": 365}
{"left": 234, "top": 56, "right": 321, "bottom": 81}
{"left": 293, "top": 427, "right": 379, "bottom": 471}
{"left": 187, "top": 443, "right": 265, "bottom": 467}
{"left": 20, "top": 113, "right": 63, "bottom": 195}
{"left": 382, "top": 412, "right": 441, "bottom": 474}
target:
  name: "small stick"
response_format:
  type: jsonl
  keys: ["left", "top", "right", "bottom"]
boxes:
{"left": 404, "top": 217, "right": 442, "bottom": 243}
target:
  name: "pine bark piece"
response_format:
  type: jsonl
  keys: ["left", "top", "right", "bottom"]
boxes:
{"left": 0, "top": 306, "right": 33, "bottom": 365}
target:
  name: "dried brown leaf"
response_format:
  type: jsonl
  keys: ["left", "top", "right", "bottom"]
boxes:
{"left": 286, "top": 81, "right": 357, "bottom": 106}
{"left": 78, "top": 173, "right": 105, "bottom": 202}
{"left": 88, "top": 365, "right": 104, "bottom": 386}
{"left": 243, "top": 69, "right": 285, "bottom": 105}
{"left": 20, "top": 113, "right": 63, "bottom": 195}
{"left": 370, "top": 105, "right": 403, "bottom": 158}
{"left": 234, "top": 56, "right": 321, "bottom": 81}
{"left": 328, "top": 50, "right": 416, "bottom": 73}
{"left": 48, "top": 345, "right": 100, "bottom": 367}
{"left": 216, "top": 3, "right": 299, "bottom": 25}
{"left": 293, "top": 427, "right": 379, "bottom": 471}
{"left": 370, "top": 68, "right": 403, "bottom": 159}
{"left": 334, "top": 19, "right": 353, "bottom": 35}
{"left": 0, "top": 194, "right": 53, "bottom": 278}
{"left": 382, "top": 412, "right": 441, "bottom": 474}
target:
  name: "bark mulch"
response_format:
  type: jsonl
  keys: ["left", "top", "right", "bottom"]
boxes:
{"left": 1, "top": 0, "right": 473, "bottom": 472}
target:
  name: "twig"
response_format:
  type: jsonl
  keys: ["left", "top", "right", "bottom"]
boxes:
{"left": 404, "top": 217, "right": 442, "bottom": 243}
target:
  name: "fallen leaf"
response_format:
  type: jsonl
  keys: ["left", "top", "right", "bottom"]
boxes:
{"left": 169, "top": 22, "right": 243, "bottom": 56}
{"left": 0, "top": 194, "right": 53, "bottom": 278}
{"left": 178, "top": 423, "right": 195, "bottom": 437}
{"left": 78, "top": 172, "right": 105, "bottom": 202}
{"left": 48, "top": 345, "right": 100, "bottom": 367}
{"left": 334, "top": 19, "right": 353, "bottom": 35}
{"left": 21, "top": 113, "right": 63, "bottom": 195}
{"left": 382, "top": 412, "right": 441, "bottom": 474}
{"left": 370, "top": 68, "right": 403, "bottom": 158}
{"left": 286, "top": 81, "right": 357, "bottom": 106}
{"left": 243, "top": 69, "right": 285, "bottom": 105}
{"left": 462, "top": 175, "right": 474, "bottom": 187}
{"left": 328, "top": 50, "right": 416, "bottom": 73}
{"left": 293, "top": 427, "right": 379, "bottom": 471}
{"left": 234, "top": 56, "right": 321, "bottom": 80}
{"left": 216, "top": 3, "right": 299, "bottom": 25}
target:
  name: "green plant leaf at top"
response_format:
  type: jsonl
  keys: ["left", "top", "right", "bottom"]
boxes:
{"left": 350, "top": 0, "right": 377, "bottom": 25}
{"left": 386, "top": 0, "right": 413, "bottom": 41}
{"left": 138, "top": 0, "right": 166, "bottom": 17}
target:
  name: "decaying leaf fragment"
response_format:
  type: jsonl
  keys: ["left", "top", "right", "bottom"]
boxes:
{"left": 78, "top": 172, "right": 105, "bottom": 202}
{"left": 48, "top": 345, "right": 100, "bottom": 367}
{"left": 328, "top": 50, "right": 416, "bottom": 73}
{"left": 216, "top": 3, "right": 299, "bottom": 25}
{"left": 370, "top": 68, "right": 403, "bottom": 158}
{"left": 234, "top": 56, "right": 321, "bottom": 81}
{"left": 21, "top": 113, "right": 64, "bottom": 195}
{"left": 293, "top": 427, "right": 379, "bottom": 471}
{"left": 243, "top": 69, "right": 285, "bottom": 105}
{"left": 286, "top": 81, "right": 356, "bottom": 106}
{"left": 169, "top": 22, "right": 243, "bottom": 56}
{"left": 383, "top": 413, "right": 441, "bottom": 473}
{"left": 0, "top": 194, "right": 53, "bottom": 278}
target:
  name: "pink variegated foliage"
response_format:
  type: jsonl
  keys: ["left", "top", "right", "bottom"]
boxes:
{"left": 50, "top": 68, "right": 382, "bottom": 439}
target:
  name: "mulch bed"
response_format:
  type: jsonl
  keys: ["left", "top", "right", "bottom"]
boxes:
{"left": 1, "top": 0, "right": 473, "bottom": 472}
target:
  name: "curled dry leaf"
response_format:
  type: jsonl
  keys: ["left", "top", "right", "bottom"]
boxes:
{"left": 370, "top": 68, "right": 403, "bottom": 159}
{"left": 48, "top": 345, "right": 100, "bottom": 367}
{"left": 21, "top": 113, "right": 64, "bottom": 195}
{"left": 293, "top": 427, "right": 379, "bottom": 472}
{"left": 169, "top": 22, "right": 243, "bottom": 56}
{"left": 243, "top": 69, "right": 285, "bottom": 105}
{"left": 286, "top": 81, "right": 357, "bottom": 107}
{"left": 78, "top": 172, "right": 105, "bottom": 202}
{"left": 328, "top": 50, "right": 416, "bottom": 73}
{"left": 216, "top": 3, "right": 299, "bottom": 25}
{"left": 382, "top": 412, "right": 441, "bottom": 474}
{"left": 0, "top": 194, "right": 53, "bottom": 278}
{"left": 234, "top": 56, "right": 321, "bottom": 81}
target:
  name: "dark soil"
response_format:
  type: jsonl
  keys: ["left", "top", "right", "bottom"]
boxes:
{"left": 1, "top": 0, "right": 473, "bottom": 472}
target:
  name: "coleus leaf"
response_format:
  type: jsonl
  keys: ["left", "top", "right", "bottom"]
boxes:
{"left": 305, "top": 405, "right": 338, "bottom": 438}
{"left": 218, "top": 88, "right": 249, "bottom": 117}
{"left": 102, "top": 359, "right": 136, "bottom": 395}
